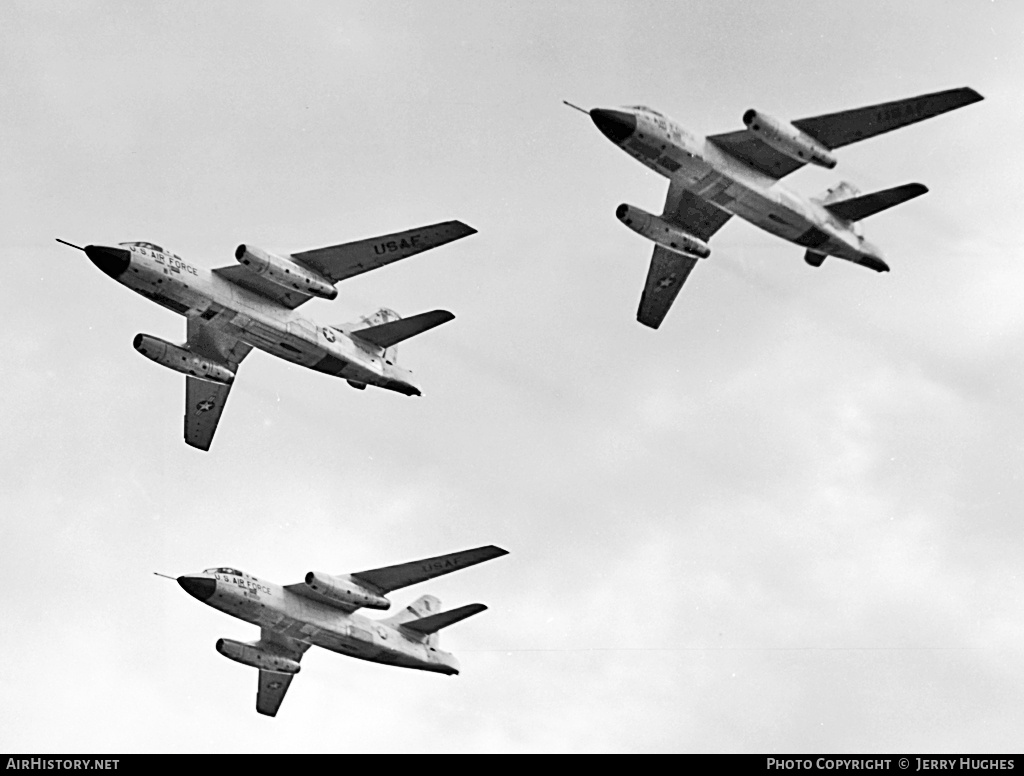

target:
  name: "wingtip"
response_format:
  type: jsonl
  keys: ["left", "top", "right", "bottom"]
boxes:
{"left": 961, "top": 86, "right": 985, "bottom": 103}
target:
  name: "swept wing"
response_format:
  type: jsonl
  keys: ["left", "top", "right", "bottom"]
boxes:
{"left": 214, "top": 221, "right": 476, "bottom": 310}
{"left": 637, "top": 182, "right": 732, "bottom": 329}
{"left": 283, "top": 545, "right": 508, "bottom": 613}
{"left": 183, "top": 318, "right": 252, "bottom": 451}
{"left": 350, "top": 545, "right": 508, "bottom": 595}
{"left": 708, "top": 87, "right": 983, "bottom": 180}
{"left": 255, "top": 629, "right": 310, "bottom": 717}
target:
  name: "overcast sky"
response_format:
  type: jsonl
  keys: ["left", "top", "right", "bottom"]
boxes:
{"left": 3, "top": 0, "right": 1023, "bottom": 754}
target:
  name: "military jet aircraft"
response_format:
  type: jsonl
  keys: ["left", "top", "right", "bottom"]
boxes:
{"left": 165, "top": 544, "right": 508, "bottom": 716}
{"left": 570, "top": 87, "right": 983, "bottom": 328}
{"left": 57, "top": 220, "right": 475, "bottom": 449}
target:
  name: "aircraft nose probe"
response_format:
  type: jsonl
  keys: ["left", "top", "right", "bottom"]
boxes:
{"left": 57, "top": 238, "right": 131, "bottom": 278}
{"left": 563, "top": 101, "right": 637, "bottom": 143}
{"left": 155, "top": 572, "right": 217, "bottom": 602}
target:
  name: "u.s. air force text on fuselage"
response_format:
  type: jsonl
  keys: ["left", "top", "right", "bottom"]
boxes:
{"left": 574, "top": 87, "right": 983, "bottom": 329}
{"left": 64, "top": 220, "right": 476, "bottom": 450}
{"left": 169, "top": 545, "right": 508, "bottom": 716}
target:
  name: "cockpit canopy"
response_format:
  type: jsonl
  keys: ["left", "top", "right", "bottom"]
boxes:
{"left": 205, "top": 567, "right": 243, "bottom": 576}
{"left": 628, "top": 105, "right": 664, "bottom": 117}
{"left": 119, "top": 241, "right": 165, "bottom": 252}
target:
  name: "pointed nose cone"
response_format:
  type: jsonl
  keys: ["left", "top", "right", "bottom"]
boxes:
{"left": 590, "top": 108, "right": 637, "bottom": 144}
{"left": 84, "top": 245, "right": 131, "bottom": 279}
{"left": 177, "top": 575, "right": 216, "bottom": 602}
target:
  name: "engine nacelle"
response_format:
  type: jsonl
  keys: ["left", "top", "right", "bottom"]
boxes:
{"left": 616, "top": 204, "right": 711, "bottom": 258}
{"left": 216, "top": 638, "right": 301, "bottom": 673}
{"left": 742, "top": 110, "right": 837, "bottom": 169}
{"left": 133, "top": 334, "right": 235, "bottom": 385}
{"left": 234, "top": 244, "right": 338, "bottom": 300}
{"left": 304, "top": 571, "right": 390, "bottom": 610}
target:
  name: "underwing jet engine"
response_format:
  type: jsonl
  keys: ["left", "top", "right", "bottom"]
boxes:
{"left": 304, "top": 571, "right": 391, "bottom": 610}
{"left": 216, "top": 638, "right": 301, "bottom": 673}
{"left": 742, "top": 110, "right": 838, "bottom": 169}
{"left": 133, "top": 334, "right": 235, "bottom": 384}
{"left": 616, "top": 204, "right": 711, "bottom": 258}
{"left": 234, "top": 244, "right": 338, "bottom": 300}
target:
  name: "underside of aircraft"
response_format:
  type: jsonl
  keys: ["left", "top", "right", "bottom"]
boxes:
{"left": 574, "top": 87, "right": 984, "bottom": 329}
{"left": 62, "top": 220, "right": 477, "bottom": 450}
{"left": 170, "top": 545, "right": 508, "bottom": 716}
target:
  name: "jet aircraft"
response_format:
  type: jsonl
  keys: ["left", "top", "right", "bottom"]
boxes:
{"left": 58, "top": 220, "right": 476, "bottom": 449}
{"left": 571, "top": 87, "right": 983, "bottom": 328}
{"left": 166, "top": 544, "right": 508, "bottom": 716}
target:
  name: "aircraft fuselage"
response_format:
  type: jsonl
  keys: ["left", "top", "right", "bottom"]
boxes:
{"left": 179, "top": 569, "right": 459, "bottom": 674}
{"left": 592, "top": 107, "right": 888, "bottom": 270}
{"left": 90, "top": 243, "right": 421, "bottom": 395}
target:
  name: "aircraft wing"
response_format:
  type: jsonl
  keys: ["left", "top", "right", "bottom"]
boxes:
{"left": 349, "top": 545, "right": 508, "bottom": 595}
{"left": 213, "top": 265, "right": 313, "bottom": 310}
{"left": 183, "top": 318, "right": 252, "bottom": 451}
{"left": 212, "top": 221, "right": 476, "bottom": 310}
{"left": 707, "top": 129, "right": 806, "bottom": 180}
{"left": 257, "top": 671, "right": 294, "bottom": 718}
{"left": 291, "top": 220, "right": 476, "bottom": 284}
{"left": 281, "top": 582, "right": 359, "bottom": 613}
{"left": 708, "top": 87, "right": 983, "bottom": 180}
{"left": 636, "top": 183, "right": 732, "bottom": 329}
{"left": 791, "top": 87, "right": 983, "bottom": 150}
{"left": 255, "top": 629, "right": 310, "bottom": 717}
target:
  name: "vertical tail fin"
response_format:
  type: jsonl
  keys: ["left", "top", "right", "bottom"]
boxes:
{"left": 386, "top": 595, "right": 442, "bottom": 625}
{"left": 385, "top": 595, "right": 442, "bottom": 646}
{"left": 350, "top": 308, "right": 402, "bottom": 364}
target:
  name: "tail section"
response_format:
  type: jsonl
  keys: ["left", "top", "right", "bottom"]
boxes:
{"left": 385, "top": 594, "right": 442, "bottom": 626}
{"left": 824, "top": 183, "right": 928, "bottom": 222}
{"left": 344, "top": 308, "right": 455, "bottom": 366}
{"left": 385, "top": 594, "right": 443, "bottom": 646}
{"left": 401, "top": 604, "right": 487, "bottom": 636}
{"left": 383, "top": 595, "right": 487, "bottom": 648}
{"left": 816, "top": 181, "right": 861, "bottom": 206}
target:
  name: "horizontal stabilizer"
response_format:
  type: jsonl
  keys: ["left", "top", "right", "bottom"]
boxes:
{"left": 400, "top": 603, "right": 487, "bottom": 635}
{"left": 352, "top": 310, "right": 455, "bottom": 349}
{"left": 824, "top": 183, "right": 928, "bottom": 222}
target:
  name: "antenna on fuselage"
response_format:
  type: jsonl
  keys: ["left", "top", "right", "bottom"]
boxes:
{"left": 153, "top": 572, "right": 178, "bottom": 581}
{"left": 55, "top": 238, "right": 85, "bottom": 251}
{"left": 562, "top": 100, "right": 589, "bottom": 115}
